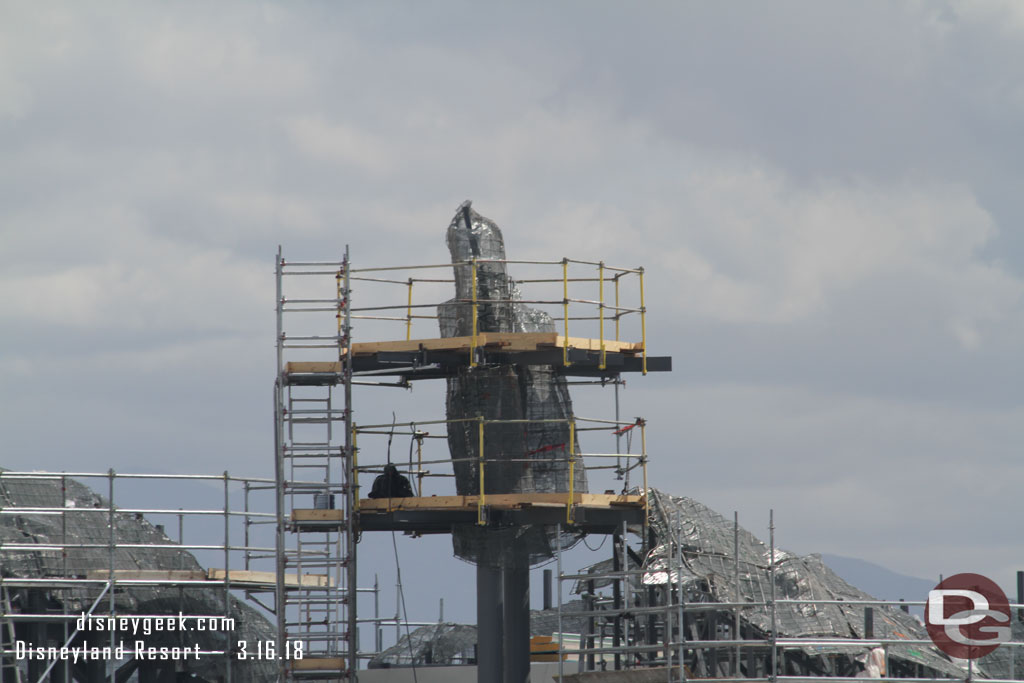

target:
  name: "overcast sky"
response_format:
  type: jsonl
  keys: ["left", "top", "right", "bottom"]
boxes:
{"left": 3, "top": 1, "right": 1024, "bottom": 623}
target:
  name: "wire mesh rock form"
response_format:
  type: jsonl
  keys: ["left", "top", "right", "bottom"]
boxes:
{"left": 0, "top": 471, "right": 276, "bottom": 682}
{"left": 368, "top": 622, "right": 479, "bottom": 668}
{"left": 635, "top": 490, "right": 970, "bottom": 679}
{"left": 439, "top": 201, "right": 586, "bottom": 567}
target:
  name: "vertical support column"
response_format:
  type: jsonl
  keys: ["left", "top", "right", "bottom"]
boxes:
{"left": 556, "top": 523, "right": 564, "bottom": 683}
{"left": 405, "top": 278, "right": 414, "bottom": 340}
{"left": 107, "top": 469, "right": 116, "bottom": 679}
{"left": 638, "top": 267, "right": 647, "bottom": 375}
{"left": 562, "top": 258, "right": 570, "bottom": 368}
{"left": 769, "top": 510, "right": 777, "bottom": 682}
{"left": 734, "top": 511, "right": 741, "bottom": 677}
{"left": 222, "top": 471, "right": 232, "bottom": 682}
{"left": 273, "top": 249, "right": 289, "bottom": 682}
{"left": 612, "top": 528, "right": 622, "bottom": 671}
{"left": 470, "top": 259, "right": 479, "bottom": 368}
{"left": 477, "top": 563, "right": 503, "bottom": 683}
{"left": 598, "top": 262, "right": 606, "bottom": 370}
{"left": 343, "top": 247, "right": 358, "bottom": 679}
{"left": 585, "top": 578, "right": 596, "bottom": 672}
{"left": 503, "top": 565, "right": 531, "bottom": 683}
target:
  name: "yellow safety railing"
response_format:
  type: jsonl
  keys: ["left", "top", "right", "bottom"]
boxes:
{"left": 351, "top": 415, "right": 649, "bottom": 525}
{"left": 477, "top": 416, "right": 485, "bottom": 524}
{"left": 347, "top": 258, "right": 648, "bottom": 370}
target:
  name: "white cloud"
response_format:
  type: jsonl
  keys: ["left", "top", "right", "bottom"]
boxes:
{"left": 634, "top": 166, "right": 1024, "bottom": 349}
{"left": 286, "top": 116, "right": 395, "bottom": 174}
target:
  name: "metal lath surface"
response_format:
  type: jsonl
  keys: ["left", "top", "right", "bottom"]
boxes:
{"left": 440, "top": 201, "right": 587, "bottom": 568}
{"left": 640, "top": 490, "right": 967, "bottom": 678}
{"left": 275, "top": 250, "right": 357, "bottom": 680}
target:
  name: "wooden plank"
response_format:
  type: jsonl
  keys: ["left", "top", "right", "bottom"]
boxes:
{"left": 342, "top": 333, "right": 643, "bottom": 357}
{"left": 559, "top": 335, "right": 643, "bottom": 354}
{"left": 290, "top": 657, "right": 346, "bottom": 672}
{"left": 358, "top": 495, "right": 469, "bottom": 511}
{"left": 358, "top": 493, "right": 644, "bottom": 512}
{"left": 293, "top": 509, "right": 344, "bottom": 523}
{"left": 86, "top": 570, "right": 207, "bottom": 581}
{"left": 207, "top": 569, "right": 332, "bottom": 588}
{"left": 285, "top": 361, "right": 342, "bottom": 374}
{"left": 84, "top": 568, "right": 334, "bottom": 588}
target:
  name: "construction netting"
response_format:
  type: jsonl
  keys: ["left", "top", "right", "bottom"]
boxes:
{"left": 440, "top": 201, "right": 586, "bottom": 568}
{"left": 0, "top": 470, "right": 276, "bottom": 682}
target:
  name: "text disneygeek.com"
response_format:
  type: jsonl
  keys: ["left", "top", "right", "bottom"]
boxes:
{"left": 14, "top": 612, "right": 235, "bottom": 663}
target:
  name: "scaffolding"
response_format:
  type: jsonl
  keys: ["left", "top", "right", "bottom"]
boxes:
{"left": 548, "top": 492, "right": 1024, "bottom": 682}
{"left": 0, "top": 469, "right": 282, "bottom": 682}
{"left": 274, "top": 249, "right": 357, "bottom": 680}
{"left": 269, "top": 211, "right": 669, "bottom": 682}
{"left": 8, "top": 233, "right": 1023, "bottom": 682}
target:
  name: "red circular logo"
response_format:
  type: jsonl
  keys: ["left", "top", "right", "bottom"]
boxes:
{"left": 925, "top": 573, "right": 1011, "bottom": 659}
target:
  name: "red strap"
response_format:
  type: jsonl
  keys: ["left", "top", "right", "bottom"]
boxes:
{"left": 526, "top": 442, "right": 566, "bottom": 456}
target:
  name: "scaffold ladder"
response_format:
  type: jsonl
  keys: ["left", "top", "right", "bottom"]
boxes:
{"left": 274, "top": 248, "right": 357, "bottom": 680}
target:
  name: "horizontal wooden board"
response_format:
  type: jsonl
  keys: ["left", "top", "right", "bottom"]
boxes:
{"left": 84, "top": 568, "right": 331, "bottom": 588}
{"left": 208, "top": 569, "right": 332, "bottom": 588}
{"left": 346, "top": 333, "right": 643, "bottom": 355}
{"left": 284, "top": 334, "right": 644, "bottom": 375}
{"left": 358, "top": 492, "right": 643, "bottom": 512}
{"left": 290, "top": 657, "right": 346, "bottom": 671}
{"left": 284, "top": 361, "right": 342, "bottom": 374}
{"left": 293, "top": 508, "right": 344, "bottom": 522}
{"left": 86, "top": 570, "right": 207, "bottom": 581}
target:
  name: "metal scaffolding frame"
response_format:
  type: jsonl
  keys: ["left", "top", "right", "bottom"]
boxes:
{"left": 271, "top": 242, "right": 664, "bottom": 683}
{"left": 550, "top": 501, "right": 1024, "bottom": 683}
{"left": 274, "top": 248, "right": 358, "bottom": 680}
{"left": 0, "top": 469, "right": 281, "bottom": 682}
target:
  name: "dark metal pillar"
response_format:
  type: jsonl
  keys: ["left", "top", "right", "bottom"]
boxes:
{"left": 543, "top": 569, "right": 553, "bottom": 610}
{"left": 477, "top": 563, "right": 503, "bottom": 683}
{"left": 503, "top": 565, "right": 531, "bottom": 683}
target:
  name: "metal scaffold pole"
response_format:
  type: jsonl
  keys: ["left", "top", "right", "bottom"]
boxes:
{"left": 344, "top": 246, "right": 359, "bottom": 681}
{"left": 274, "top": 247, "right": 289, "bottom": 682}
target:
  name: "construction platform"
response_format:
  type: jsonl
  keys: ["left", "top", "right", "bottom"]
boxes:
{"left": 81, "top": 568, "right": 332, "bottom": 589}
{"left": 283, "top": 333, "right": 670, "bottom": 384}
{"left": 291, "top": 493, "right": 646, "bottom": 534}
